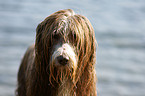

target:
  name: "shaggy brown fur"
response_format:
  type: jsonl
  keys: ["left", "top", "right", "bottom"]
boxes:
{"left": 16, "top": 9, "right": 97, "bottom": 96}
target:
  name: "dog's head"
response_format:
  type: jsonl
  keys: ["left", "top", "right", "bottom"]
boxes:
{"left": 35, "top": 9, "right": 96, "bottom": 84}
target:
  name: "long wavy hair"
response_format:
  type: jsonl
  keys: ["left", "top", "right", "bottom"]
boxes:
{"left": 16, "top": 9, "right": 97, "bottom": 96}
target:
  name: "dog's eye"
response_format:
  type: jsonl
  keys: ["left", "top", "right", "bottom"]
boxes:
{"left": 53, "top": 34, "right": 60, "bottom": 40}
{"left": 73, "top": 33, "right": 77, "bottom": 40}
{"left": 71, "top": 33, "right": 77, "bottom": 41}
{"left": 68, "top": 32, "right": 77, "bottom": 45}
{"left": 71, "top": 33, "right": 77, "bottom": 44}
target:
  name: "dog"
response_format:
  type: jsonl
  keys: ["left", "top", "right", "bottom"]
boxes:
{"left": 16, "top": 9, "right": 97, "bottom": 96}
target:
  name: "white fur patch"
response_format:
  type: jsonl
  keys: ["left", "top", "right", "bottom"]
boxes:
{"left": 52, "top": 43, "right": 77, "bottom": 68}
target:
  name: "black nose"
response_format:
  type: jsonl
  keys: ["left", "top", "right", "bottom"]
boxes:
{"left": 57, "top": 56, "right": 69, "bottom": 66}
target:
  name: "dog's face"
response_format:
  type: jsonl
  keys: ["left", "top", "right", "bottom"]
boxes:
{"left": 50, "top": 26, "right": 78, "bottom": 66}
{"left": 48, "top": 26, "right": 79, "bottom": 83}
{"left": 35, "top": 9, "right": 96, "bottom": 84}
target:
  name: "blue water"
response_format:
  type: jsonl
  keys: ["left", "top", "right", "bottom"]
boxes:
{"left": 0, "top": 0, "right": 145, "bottom": 96}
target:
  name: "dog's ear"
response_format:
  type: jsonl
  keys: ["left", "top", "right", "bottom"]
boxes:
{"left": 36, "top": 23, "right": 44, "bottom": 43}
{"left": 35, "top": 23, "right": 43, "bottom": 56}
{"left": 36, "top": 23, "right": 43, "bottom": 34}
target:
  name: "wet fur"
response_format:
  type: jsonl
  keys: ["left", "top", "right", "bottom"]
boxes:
{"left": 16, "top": 9, "right": 97, "bottom": 96}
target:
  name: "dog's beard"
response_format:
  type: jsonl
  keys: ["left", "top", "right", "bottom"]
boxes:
{"left": 48, "top": 43, "right": 77, "bottom": 96}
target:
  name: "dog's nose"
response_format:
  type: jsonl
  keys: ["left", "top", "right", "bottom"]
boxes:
{"left": 57, "top": 56, "right": 69, "bottom": 66}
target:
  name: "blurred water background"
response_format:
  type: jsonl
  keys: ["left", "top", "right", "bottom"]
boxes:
{"left": 0, "top": 0, "right": 145, "bottom": 96}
